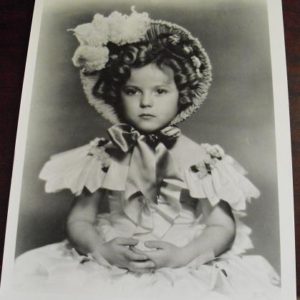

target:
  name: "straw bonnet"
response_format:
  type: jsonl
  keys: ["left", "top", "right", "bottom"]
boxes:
{"left": 70, "top": 7, "right": 212, "bottom": 125}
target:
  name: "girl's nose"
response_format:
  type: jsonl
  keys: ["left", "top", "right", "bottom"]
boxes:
{"left": 140, "top": 92, "right": 153, "bottom": 107}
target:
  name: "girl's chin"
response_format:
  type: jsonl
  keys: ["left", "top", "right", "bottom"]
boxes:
{"left": 123, "top": 116, "right": 175, "bottom": 134}
{"left": 130, "top": 121, "right": 171, "bottom": 134}
{"left": 134, "top": 125, "right": 166, "bottom": 134}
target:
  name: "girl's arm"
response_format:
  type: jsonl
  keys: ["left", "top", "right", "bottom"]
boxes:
{"left": 183, "top": 201, "right": 235, "bottom": 261}
{"left": 66, "top": 189, "right": 106, "bottom": 256}
{"left": 143, "top": 201, "right": 235, "bottom": 268}
{"left": 66, "top": 189, "right": 154, "bottom": 272}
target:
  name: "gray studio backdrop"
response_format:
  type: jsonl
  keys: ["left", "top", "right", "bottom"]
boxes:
{"left": 15, "top": 0, "right": 280, "bottom": 273}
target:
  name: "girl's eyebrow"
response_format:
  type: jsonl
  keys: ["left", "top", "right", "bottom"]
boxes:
{"left": 122, "top": 84, "right": 171, "bottom": 91}
{"left": 123, "top": 81, "right": 173, "bottom": 88}
{"left": 122, "top": 85, "right": 140, "bottom": 89}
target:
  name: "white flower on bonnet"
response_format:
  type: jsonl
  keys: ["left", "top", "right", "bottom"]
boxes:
{"left": 107, "top": 9, "right": 150, "bottom": 45}
{"left": 69, "top": 7, "right": 151, "bottom": 72}
{"left": 72, "top": 46, "right": 109, "bottom": 72}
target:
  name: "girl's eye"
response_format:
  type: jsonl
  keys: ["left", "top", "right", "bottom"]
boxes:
{"left": 123, "top": 88, "right": 138, "bottom": 96}
{"left": 156, "top": 88, "right": 168, "bottom": 95}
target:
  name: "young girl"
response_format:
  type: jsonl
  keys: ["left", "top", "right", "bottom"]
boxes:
{"left": 15, "top": 7, "right": 280, "bottom": 300}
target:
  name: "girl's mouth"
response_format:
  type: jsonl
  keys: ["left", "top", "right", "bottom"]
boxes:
{"left": 139, "top": 113, "right": 156, "bottom": 119}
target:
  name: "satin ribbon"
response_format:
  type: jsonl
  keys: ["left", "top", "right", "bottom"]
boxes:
{"left": 107, "top": 124, "right": 183, "bottom": 231}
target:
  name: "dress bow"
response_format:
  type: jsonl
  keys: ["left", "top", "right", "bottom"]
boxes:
{"left": 107, "top": 124, "right": 184, "bottom": 233}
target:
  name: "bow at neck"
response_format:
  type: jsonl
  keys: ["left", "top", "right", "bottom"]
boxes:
{"left": 108, "top": 124, "right": 181, "bottom": 152}
{"left": 107, "top": 124, "right": 184, "bottom": 233}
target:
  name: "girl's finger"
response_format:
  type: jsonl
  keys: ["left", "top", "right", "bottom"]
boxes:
{"left": 144, "top": 251, "right": 163, "bottom": 262}
{"left": 130, "top": 246, "right": 149, "bottom": 256}
{"left": 92, "top": 252, "right": 111, "bottom": 267}
{"left": 115, "top": 237, "right": 139, "bottom": 246}
{"left": 144, "top": 240, "right": 167, "bottom": 249}
{"left": 125, "top": 250, "right": 148, "bottom": 261}
{"left": 128, "top": 260, "right": 156, "bottom": 272}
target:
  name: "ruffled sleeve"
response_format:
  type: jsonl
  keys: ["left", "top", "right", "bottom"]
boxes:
{"left": 184, "top": 143, "right": 260, "bottom": 254}
{"left": 185, "top": 143, "right": 260, "bottom": 209}
{"left": 39, "top": 138, "right": 111, "bottom": 196}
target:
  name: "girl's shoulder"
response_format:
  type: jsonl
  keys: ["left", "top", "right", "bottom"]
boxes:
{"left": 174, "top": 134, "right": 260, "bottom": 209}
{"left": 172, "top": 134, "right": 223, "bottom": 169}
{"left": 38, "top": 137, "right": 116, "bottom": 196}
{"left": 173, "top": 135, "right": 247, "bottom": 173}
{"left": 174, "top": 134, "right": 205, "bottom": 155}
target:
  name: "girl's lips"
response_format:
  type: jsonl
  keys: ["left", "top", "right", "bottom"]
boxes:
{"left": 139, "top": 113, "right": 156, "bottom": 119}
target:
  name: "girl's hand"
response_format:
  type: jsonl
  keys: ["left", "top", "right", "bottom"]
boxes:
{"left": 142, "top": 240, "right": 189, "bottom": 269}
{"left": 93, "top": 237, "right": 155, "bottom": 273}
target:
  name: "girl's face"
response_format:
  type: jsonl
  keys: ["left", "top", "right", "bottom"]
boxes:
{"left": 120, "top": 63, "right": 179, "bottom": 133}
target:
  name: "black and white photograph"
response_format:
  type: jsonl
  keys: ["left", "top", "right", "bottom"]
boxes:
{"left": 0, "top": 0, "right": 296, "bottom": 299}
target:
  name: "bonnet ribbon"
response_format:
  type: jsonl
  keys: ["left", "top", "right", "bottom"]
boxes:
{"left": 108, "top": 123, "right": 184, "bottom": 231}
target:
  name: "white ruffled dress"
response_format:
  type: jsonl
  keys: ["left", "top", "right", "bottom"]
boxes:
{"left": 14, "top": 134, "right": 280, "bottom": 300}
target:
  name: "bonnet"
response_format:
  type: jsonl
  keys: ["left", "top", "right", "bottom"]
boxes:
{"left": 70, "top": 7, "right": 212, "bottom": 125}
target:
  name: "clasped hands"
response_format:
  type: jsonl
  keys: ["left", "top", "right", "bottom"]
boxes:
{"left": 92, "top": 237, "right": 188, "bottom": 273}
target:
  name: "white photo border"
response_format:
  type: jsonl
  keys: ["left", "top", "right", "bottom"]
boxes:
{"left": 0, "top": 0, "right": 296, "bottom": 299}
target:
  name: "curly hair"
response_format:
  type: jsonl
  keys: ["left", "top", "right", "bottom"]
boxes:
{"left": 91, "top": 22, "right": 210, "bottom": 119}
